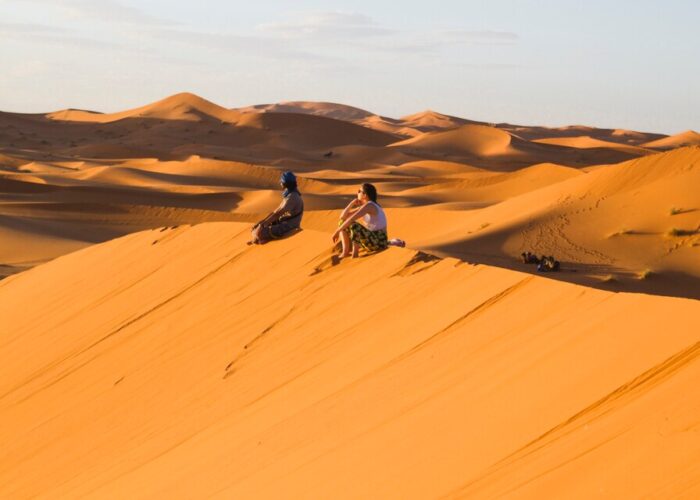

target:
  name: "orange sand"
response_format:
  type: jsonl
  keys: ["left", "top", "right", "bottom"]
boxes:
{"left": 1, "top": 93, "right": 699, "bottom": 498}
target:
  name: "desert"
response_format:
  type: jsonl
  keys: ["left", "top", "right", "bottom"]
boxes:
{"left": 0, "top": 88, "right": 699, "bottom": 498}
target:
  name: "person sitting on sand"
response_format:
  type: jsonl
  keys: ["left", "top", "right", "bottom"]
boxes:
{"left": 332, "top": 183, "right": 388, "bottom": 258}
{"left": 250, "top": 171, "right": 303, "bottom": 244}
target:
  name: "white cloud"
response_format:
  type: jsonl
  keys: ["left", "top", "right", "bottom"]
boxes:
{"left": 6, "top": 0, "right": 174, "bottom": 26}
{"left": 257, "top": 11, "right": 395, "bottom": 39}
{"left": 147, "top": 27, "right": 338, "bottom": 63}
{"left": 0, "top": 21, "right": 65, "bottom": 34}
{"left": 459, "top": 62, "right": 521, "bottom": 70}
{"left": 0, "top": 21, "right": 128, "bottom": 50}
{"left": 441, "top": 29, "right": 519, "bottom": 43}
{"left": 254, "top": 11, "right": 519, "bottom": 58}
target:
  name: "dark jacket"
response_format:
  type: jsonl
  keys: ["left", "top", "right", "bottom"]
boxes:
{"left": 268, "top": 190, "right": 303, "bottom": 238}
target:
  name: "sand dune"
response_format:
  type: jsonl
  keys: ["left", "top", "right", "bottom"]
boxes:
{"left": 396, "top": 162, "right": 583, "bottom": 203}
{"left": 1, "top": 223, "right": 698, "bottom": 498}
{"left": 394, "top": 160, "right": 487, "bottom": 177}
{"left": 48, "top": 92, "right": 240, "bottom": 123}
{"left": 386, "top": 123, "right": 636, "bottom": 169}
{"left": 500, "top": 123, "right": 667, "bottom": 146}
{"left": 235, "top": 104, "right": 472, "bottom": 137}
{"left": 532, "top": 135, "right": 655, "bottom": 155}
{"left": 390, "top": 124, "right": 517, "bottom": 157}
{"left": 643, "top": 130, "right": 700, "bottom": 149}
{"left": 399, "top": 109, "right": 480, "bottom": 132}
{"left": 1, "top": 92, "right": 699, "bottom": 497}
{"left": 236, "top": 101, "right": 375, "bottom": 121}
{"left": 0, "top": 93, "right": 696, "bottom": 291}
{"left": 408, "top": 147, "right": 700, "bottom": 298}
{"left": 235, "top": 111, "right": 399, "bottom": 150}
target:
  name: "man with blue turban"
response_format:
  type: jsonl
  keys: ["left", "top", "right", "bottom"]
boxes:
{"left": 250, "top": 171, "right": 304, "bottom": 244}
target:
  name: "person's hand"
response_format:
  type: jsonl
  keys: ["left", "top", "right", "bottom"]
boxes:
{"left": 331, "top": 229, "right": 340, "bottom": 243}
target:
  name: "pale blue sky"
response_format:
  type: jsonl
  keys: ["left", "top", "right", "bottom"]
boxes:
{"left": 0, "top": 0, "right": 697, "bottom": 133}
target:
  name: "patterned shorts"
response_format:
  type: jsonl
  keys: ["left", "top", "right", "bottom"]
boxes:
{"left": 346, "top": 222, "right": 388, "bottom": 252}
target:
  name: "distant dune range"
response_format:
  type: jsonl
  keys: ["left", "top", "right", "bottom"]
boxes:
{"left": 1, "top": 92, "right": 700, "bottom": 498}
{"left": 1, "top": 92, "right": 697, "bottom": 298}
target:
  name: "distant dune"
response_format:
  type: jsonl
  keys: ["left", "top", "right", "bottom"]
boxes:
{"left": 643, "top": 130, "right": 700, "bottom": 149}
{"left": 390, "top": 124, "right": 516, "bottom": 157}
{"left": 48, "top": 92, "right": 240, "bottom": 123}
{"left": 236, "top": 100, "right": 376, "bottom": 121}
{"left": 399, "top": 109, "right": 481, "bottom": 131}
{"left": 532, "top": 135, "right": 655, "bottom": 155}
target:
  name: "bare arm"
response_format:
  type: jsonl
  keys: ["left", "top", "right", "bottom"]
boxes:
{"left": 253, "top": 211, "right": 277, "bottom": 228}
{"left": 339, "top": 198, "right": 361, "bottom": 222}
{"left": 253, "top": 193, "right": 292, "bottom": 229}
{"left": 253, "top": 200, "right": 286, "bottom": 228}
{"left": 332, "top": 202, "right": 376, "bottom": 242}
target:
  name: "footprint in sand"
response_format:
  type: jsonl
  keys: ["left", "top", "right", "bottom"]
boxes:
{"left": 309, "top": 253, "right": 342, "bottom": 276}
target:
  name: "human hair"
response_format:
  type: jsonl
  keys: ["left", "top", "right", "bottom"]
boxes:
{"left": 282, "top": 180, "right": 298, "bottom": 192}
{"left": 361, "top": 183, "right": 378, "bottom": 203}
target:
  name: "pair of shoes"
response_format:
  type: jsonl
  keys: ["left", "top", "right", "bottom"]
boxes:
{"left": 537, "top": 255, "right": 560, "bottom": 272}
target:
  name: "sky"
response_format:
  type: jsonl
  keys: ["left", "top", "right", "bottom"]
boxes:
{"left": 0, "top": 0, "right": 698, "bottom": 133}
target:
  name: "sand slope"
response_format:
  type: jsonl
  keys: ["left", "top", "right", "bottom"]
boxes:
{"left": 396, "top": 162, "right": 583, "bottom": 204}
{"left": 398, "top": 110, "right": 479, "bottom": 132}
{"left": 532, "top": 135, "right": 655, "bottom": 155}
{"left": 2, "top": 89, "right": 699, "bottom": 497}
{"left": 48, "top": 92, "right": 241, "bottom": 123}
{"left": 1, "top": 223, "right": 699, "bottom": 498}
{"left": 408, "top": 147, "right": 700, "bottom": 298}
{"left": 643, "top": 130, "right": 700, "bottom": 149}
{"left": 1, "top": 89, "right": 697, "bottom": 297}
{"left": 235, "top": 111, "right": 399, "bottom": 150}
{"left": 388, "top": 124, "right": 648, "bottom": 169}
{"left": 236, "top": 101, "right": 376, "bottom": 121}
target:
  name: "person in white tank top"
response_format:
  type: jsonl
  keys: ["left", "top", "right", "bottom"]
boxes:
{"left": 332, "top": 183, "right": 389, "bottom": 259}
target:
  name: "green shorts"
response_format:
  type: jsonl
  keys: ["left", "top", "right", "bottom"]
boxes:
{"left": 346, "top": 222, "right": 388, "bottom": 252}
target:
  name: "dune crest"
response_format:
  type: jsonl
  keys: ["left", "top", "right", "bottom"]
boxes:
{"left": 397, "top": 109, "right": 482, "bottom": 132}
{"left": 532, "top": 135, "right": 655, "bottom": 155}
{"left": 47, "top": 92, "right": 240, "bottom": 123}
{"left": 643, "top": 130, "right": 700, "bottom": 149}
{"left": 236, "top": 101, "right": 376, "bottom": 121}
{"left": 390, "top": 124, "right": 515, "bottom": 157}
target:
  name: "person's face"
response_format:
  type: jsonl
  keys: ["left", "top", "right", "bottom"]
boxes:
{"left": 357, "top": 187, "right": 367, "bottom": 202}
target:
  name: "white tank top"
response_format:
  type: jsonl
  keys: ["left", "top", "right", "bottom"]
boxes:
{"left": 363, "top": 201, "right": 387, "bottom": 231}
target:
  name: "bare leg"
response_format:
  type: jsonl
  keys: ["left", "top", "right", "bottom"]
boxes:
{"left": 248, "top": 226, "right": 260, "bottom": 245}
{"left": 351, "top": 242, "right": 359, "bottom": 258}
{"left": 339, "top": 228, "right": 351, "bottom": 257}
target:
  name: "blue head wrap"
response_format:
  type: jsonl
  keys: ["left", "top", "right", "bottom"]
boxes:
{"left": 280, "top": 171, "right": 298, "bottom": 197}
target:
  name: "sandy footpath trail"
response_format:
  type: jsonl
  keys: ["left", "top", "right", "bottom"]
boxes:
{"left": 1, "top": 223, "right": 699, "bottom": 499}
